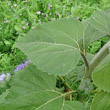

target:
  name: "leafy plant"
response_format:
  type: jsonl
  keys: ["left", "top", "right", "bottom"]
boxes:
{"left": 1, "top": 9, "right": 110, "bottom": 110}
{"left": 0, "top": 0, "right": 110, "bottom": 73}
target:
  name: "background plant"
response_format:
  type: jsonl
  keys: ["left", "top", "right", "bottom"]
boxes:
{"left": 0, "top": 9, "right": 110, "bottom": 110}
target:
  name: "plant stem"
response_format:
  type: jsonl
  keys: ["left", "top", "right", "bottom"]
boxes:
{"left": 58, "top": 75, "right": 71, "bottom": 89}
{"left": 81, "top": 41, "right": 110, "bottom": 79}
{"left": 81, "top": 52, "right": 90, "bottom": 69}
{"left": 89, "top": 41, "right": 110, "bottom": 76}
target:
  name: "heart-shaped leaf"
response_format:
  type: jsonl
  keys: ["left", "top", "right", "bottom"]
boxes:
{"left": 15, "top": 16, "right": 107, "bottom": 76}
{"left": 15, "top": 18, "right": 83, "bottom": 75}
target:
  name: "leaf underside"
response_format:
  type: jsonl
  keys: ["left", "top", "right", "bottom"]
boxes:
{"left": 15, "top": 18, "right": 83, "bottom": 75}
{"left": 15, "top": 17, "right": 106, "bottom": 76}
{"left": 90, "top": 10, "right": 110, "bottom": 35}
{"left": 0, "top": 64, "right": 86, "bottom": 110}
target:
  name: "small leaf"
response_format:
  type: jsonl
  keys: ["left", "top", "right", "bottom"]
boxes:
{"left": 91, "top": 91, "right": 110, "bottom": 110}
{"left": 14, "top": 25, "right": 23, "bottom": 32}
{"left": 0, "top": 64, "right": 86, "bottom": 110}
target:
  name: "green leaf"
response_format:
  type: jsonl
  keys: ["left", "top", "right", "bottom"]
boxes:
{"left": 93, "top": 62, "right": 110, "bottom": 92}
{"left": 14, "top": 25, "right": 23, "bottom": 32}
{"left": 15, "top": 18, "right": 83, "bottom": 75}
{"left": 90, "top": 10, "right": 110, "bottom": 35}
{"left": 79, "top": 20, "right": 106, "bottom": 49}
{"left": 14, "top": 15, "right": 108, "bottom": 76}
{"left": 0, "top": 64, "right": 86, "bottom": 110}
{"left": 91, "top": 91, "right": 110, "bottom": 110}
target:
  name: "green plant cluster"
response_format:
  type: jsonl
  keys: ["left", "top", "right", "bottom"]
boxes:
{"left": 1, "top": 0, "right": 110, "bottom": 73}
{"left": 1, "top": 9, "right": 110, "bottom": 110}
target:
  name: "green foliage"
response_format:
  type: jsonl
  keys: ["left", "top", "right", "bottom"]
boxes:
{"left": 0, "top": 64, "right": 86, "bottom": 110}
{"left": 91, "top": 91, "right": 110, "bottom": 110}
{"left": 93, "top": 62, "right": 110, "bottom": 92}
{"left": 0, "top": 0, "right": 110, "bottom": 73}
{"left": 15, "top": 17, "right": 106, "bottom": 76}
{"left": 15, "top": 18, "right": 83, "bottom": 75}
{"left": 90, "top": 10, "right": 110, "bottom": 35}
{"left": 1, "top": 0, "right": 110, "bottom": 110}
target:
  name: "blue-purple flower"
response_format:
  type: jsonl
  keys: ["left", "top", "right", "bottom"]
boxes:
{"left": 0, "top": 73, "right": 6, "bottom": 82}
{"left": 15, "top": 60, "right": 31, "bottom": 71}
{"left": 0, "top": 73, "right": 11, "bottom": 83}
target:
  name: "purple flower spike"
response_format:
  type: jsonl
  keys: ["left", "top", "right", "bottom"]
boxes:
{"left": 15, "top": 60, "right": 30, "bottom": 71}
{"left": 24, "top": 60, "right": 31, "bottom": 65}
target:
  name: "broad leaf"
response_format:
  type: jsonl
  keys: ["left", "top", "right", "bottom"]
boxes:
{"left": 15, "top": 18, "right": 83, "bottom": 75}
{"left": 79, "top": 20, "right": 106, "bottom": 50}
{"left": 0, "top": 64, "right": 86, "bottom": 110}
{"left": 90, "top": 10, "right": 110, "bottom": 35}
{"left": 91, "top": 91, "right": 110, "bottom": 110}
{"left": 93, "top": 61, "right": 110, "bottom": 92}
{"left": 15, "top": 14, "right": 108, "bottom": 76}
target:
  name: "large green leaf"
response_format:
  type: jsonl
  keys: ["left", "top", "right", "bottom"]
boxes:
{"left": 90, "top": 10, "right": 110, "bottom": 35}
{"left": 91, "top": 91, "right": 110, "bottom": 110}
{"left": 15, "top": 18, "right": 83, "bottom": 75}
{"left": 93, "top": 61, "right": 110, "bottom": 92}
{"left": 0, "top": 64, "right": 86, "bottom": 110}
{"left": 15, "top": 14, "right": 107, "bottom": 75}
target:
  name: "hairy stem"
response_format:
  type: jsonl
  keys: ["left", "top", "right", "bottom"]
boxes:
{"left": 81, "top": 41, "right": 110, "bottom": 80}
{"left": 90, "top": 41, "right": 110, "bottom": 75}
{"left": 81, "top": 52, "right": 90, "bottom": 69}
